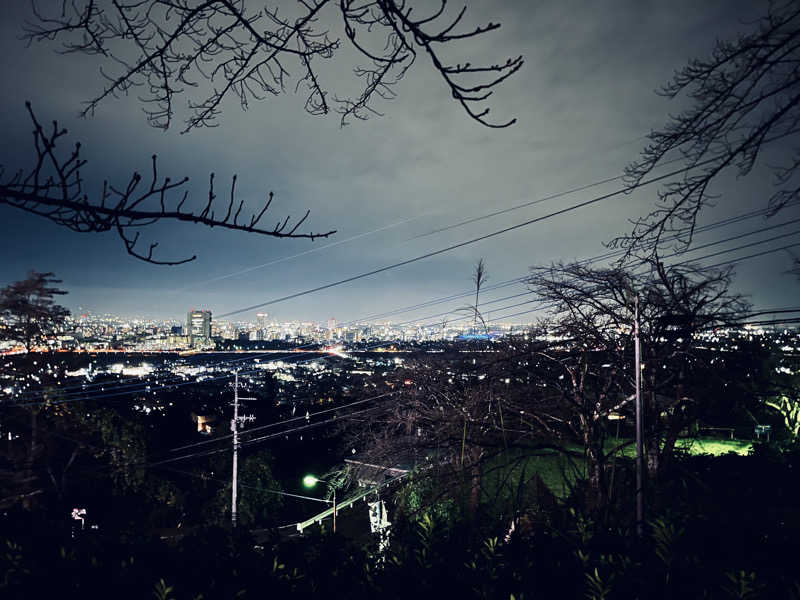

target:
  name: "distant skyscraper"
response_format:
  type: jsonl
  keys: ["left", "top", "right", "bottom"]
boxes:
{"left": 187, "top": 309, "right": 212, "bottom": 346}
{"left": 255, "top": 313, "right": 269, "bottom": 341}
{"left": 327, "top": 317, "right": 336, "bottom": 340}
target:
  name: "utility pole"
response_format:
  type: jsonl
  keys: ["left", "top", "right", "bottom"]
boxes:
{"left": 231, "top": 371, "right": 256, "bottom": 528}
{"left": 634, "top": 295, "right": 644, "bottom": 537}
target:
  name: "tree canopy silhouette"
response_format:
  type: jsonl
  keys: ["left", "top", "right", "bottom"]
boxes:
{"left": 0, "top": 271, "right": 70, "bottom": 352}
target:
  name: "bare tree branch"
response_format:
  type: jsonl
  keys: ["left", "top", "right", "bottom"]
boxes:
{"left": 611, "top": 0, "right": 800, "bottom": 258}
{"left": 24, "top": 0, "right": 522, "bottom": 131}
{"left": 0, "top": 103, "right": 335, "bottom": 264}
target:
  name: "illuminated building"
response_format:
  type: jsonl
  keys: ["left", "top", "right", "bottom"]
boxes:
{"left": 187, "top": 309, "right": 212, "bottom": 346}
{"left": 327, "top": 317, "right": 336, "bottom": 340}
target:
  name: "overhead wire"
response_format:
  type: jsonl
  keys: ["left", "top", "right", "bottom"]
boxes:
{"left": 11, "top": 303, "right": 795, "bottom": 501}
{"left": 180, "top": 214, "right": 431, "bottom": 290}
{"left": 481, "top": 236, "right": 800, "bottom": 324}
{"left": 168, "top": 391, "right": 398, "bottom": 453}
{"left": 11, "top": 129, "right": 800, "bottom": 508}
{"left": 182, "top": 135, "right": 647, "bottom": 289}
{"left": 216, "top": 126, "right": 800, "bottom": 319}
{"left": 154, "top": 465, "right": 331, "bottom": 503}
{"left": 215, "top": 154, "right": 737, "bottom": 319}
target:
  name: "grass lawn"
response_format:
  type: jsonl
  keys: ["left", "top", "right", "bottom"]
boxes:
{"left": 605, "top": 436, "right": 752, "bottom": 458}
{"left": 481, "top": 447, "right": 590, "bottom": 501}
{"left": 481, "top": 436, "right": 754, "bottom": 502}
{"left": 674, "top": 437, "right": 752, "bottom": 455}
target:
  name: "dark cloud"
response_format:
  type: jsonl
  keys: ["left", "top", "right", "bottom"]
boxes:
{"left": 1, "top": 0, "right": 795, "bottom": 324}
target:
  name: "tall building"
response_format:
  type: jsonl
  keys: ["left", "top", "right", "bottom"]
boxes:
{"left": 187, "top": 309, "right": 212, "bottom": 346}
{"left": 327, "top": 317, "right": 337, "bottom": 340}
{"left": 256, "top": 312, "right": 269, "bottom": 341}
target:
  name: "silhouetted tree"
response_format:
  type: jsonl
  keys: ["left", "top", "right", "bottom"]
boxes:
{"left": 613, "top": 0, "right": 800, "bottom": 257}
{"left": 0, "top": 270, "right": 69, "bottom": 352}
{"left": 347, "top": 360, "right": 506, "bottom": 518}
{"left": 0, "top": 270, "right": 69, "bottom": 509}
{"left": 344, "top": 342, "right": 574, "bottom": 522}
{"left": 25, "top": 0, "right": 522, "bottom": 131}
{"left": 0, "top": 383, "right": 153, "bottom": 513}
{"left": 525, "top": 259, "right": 750, "bottom": 484}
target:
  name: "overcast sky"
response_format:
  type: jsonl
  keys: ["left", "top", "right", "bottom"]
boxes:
{"left": 1, "top": 0, "right": 795, "bottom": 326}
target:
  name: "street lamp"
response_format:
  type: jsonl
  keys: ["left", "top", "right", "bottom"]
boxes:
{"left": 303, "top": 474, "right": 337, "bottom": 533}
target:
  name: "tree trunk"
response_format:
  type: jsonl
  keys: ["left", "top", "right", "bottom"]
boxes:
{"left": 470, "top": 460, "right": 482, "bottom": 515}
{"left": 584, "top": 429, "right": 606, "bottom": 509}
{"left": 23, "top": 409, "right": 38, "bottom": 509}
{"left": 646, "top": 390, "right": 660, "bottom": 478}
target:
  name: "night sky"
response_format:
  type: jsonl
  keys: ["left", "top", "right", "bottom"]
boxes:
{"left": 1, "top": 0, "right": 794, "bottom": 324}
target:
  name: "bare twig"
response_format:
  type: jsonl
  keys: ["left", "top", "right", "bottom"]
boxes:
{"left": 0, "top": 103, "right": 335, "bottom": 264}
{"left": 24, "top": 0, "right": 521, "bottom": 130}
{"left": 612, "top": 0, "right": 800, "bottom": 259}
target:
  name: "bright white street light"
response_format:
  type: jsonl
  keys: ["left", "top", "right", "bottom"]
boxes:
{"left": 303, "top": 474, "right": 337, "bottom": 533}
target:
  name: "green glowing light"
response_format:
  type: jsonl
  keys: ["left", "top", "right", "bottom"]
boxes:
{"left": 303, "top": 474, "right": 319, "bottom": 488}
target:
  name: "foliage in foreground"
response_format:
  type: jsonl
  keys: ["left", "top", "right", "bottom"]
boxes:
{"left": 3, "top": 443, "right": 800, "bottom": 599}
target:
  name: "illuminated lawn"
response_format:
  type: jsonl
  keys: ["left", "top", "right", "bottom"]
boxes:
{"left": 609, "top": 436, "right": 753, "bottom": 457}
{"left": 482, "top": 437, "right": 754, "bottom": 502}
{"left": 674, "top": 437, "right": 752, "bottom": 456}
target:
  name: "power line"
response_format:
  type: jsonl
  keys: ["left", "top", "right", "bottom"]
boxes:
{"left": 409, "top": 227, "right": 800, "bottom": 329}
{"left": 13, "top": 222, "right": 795, "bottom": 409}
{"left": 180, "top": 214, "right": 429, "bottom": 289}
{"left": 483, "top": 248, "right": 800, "bottom": 325}
{"left": 18, "top": 313, "right": 800, "bottom": 497}
{"left": 408, "top": 136, "right": 654, "bottom": 241}
{"left": 217, "top": 155, "right": 732, "bottom": 319}
{"left": 10, "top": 225, "right": 791, "bottom": 408}
{"left": 163, "top": 341, "right": 589, "bottom": 458}
{"left": 473, "top": 233, "right": 800, "bottom": 325}
{"left": 185, "top": 136, "right": 647, "bottom": 288}
{"left": 10, "top": 329, "right": 409, "bottom": 407}
{"left": 350, "top": 198, "right": 795, "bottom": 329}
{"left": 168, "top": 391, "right": 398, "bottom": 453}
{"left": 409, "top": 173, "right": 624, "bottom": 241}
{"left": 239, "top": 404, "right": 387, "bottom": 450}
{"left": 155, "top": 465, "right": 331, "bottom": 503}
{"left": 706, "top": 241, "right": 800, "bottom": 269}
{"left": 670, "top": 229, "right": 800, "bottom": 264}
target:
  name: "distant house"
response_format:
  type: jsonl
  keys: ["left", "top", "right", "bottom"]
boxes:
{"left": 191, "top": 413, "right": 218, "bottom": 435}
